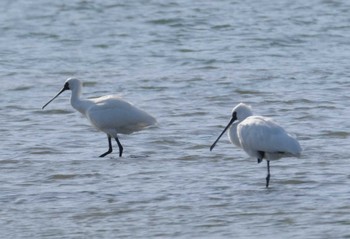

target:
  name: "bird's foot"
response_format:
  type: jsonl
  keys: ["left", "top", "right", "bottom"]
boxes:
{"left": 99, "top": 149, "right": 112, "bottom": 157}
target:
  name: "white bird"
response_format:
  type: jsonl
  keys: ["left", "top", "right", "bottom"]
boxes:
{"left": 210, "top": 103, "right": 302, "bottom": 188}
{"left": 42, "top": 78, "right": 157, "bottom": 157}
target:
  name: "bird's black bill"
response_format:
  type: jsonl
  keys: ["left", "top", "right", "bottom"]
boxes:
{"left": 42, "top": 85, "right": 68, "bottom": 109}
{"left": 210, "top": 117, "right": 236, "bottom": 151}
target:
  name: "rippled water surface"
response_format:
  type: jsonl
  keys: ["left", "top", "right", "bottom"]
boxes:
{"left": 1, "top": 0, "right": 350, "bottom": 238}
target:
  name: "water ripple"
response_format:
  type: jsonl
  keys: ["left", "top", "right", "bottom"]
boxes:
{"left": 1, "top": 0, "right": 350, "bottom": 238}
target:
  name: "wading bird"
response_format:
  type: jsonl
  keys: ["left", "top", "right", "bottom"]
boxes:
{"left": 42, "top": 78, "right": 156, "bottom": 157}
{"left": 210, "top": 103, "right": 301, "bottom": 188}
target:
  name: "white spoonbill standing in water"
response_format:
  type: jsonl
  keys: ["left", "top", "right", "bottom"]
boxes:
{"left": 210, "top": 103, "right": 301, "bottom": 188}
{"left": 42, "top": 78, "right": 157, "bottom": 157}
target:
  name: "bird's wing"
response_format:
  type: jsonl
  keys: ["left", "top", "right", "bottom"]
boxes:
{"left": 86, "top": 96, "right": 156, "bottom": 134}
{"left": 238, "top": 116, "right": 301, "bottom": 156}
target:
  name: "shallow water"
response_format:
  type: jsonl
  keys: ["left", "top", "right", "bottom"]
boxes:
{"left": 1, "top": 0, "right": 350, "bottom": 238}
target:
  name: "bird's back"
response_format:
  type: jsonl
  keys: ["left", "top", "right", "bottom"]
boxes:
{"left": 238, "top": 116, "right": 301, "bottom": 160}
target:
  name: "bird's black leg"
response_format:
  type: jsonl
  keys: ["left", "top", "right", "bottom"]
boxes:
{"left": 266, "top": 160, "right": 271, "bottom": 188}
{"left": 257, "top": 151, "right": 270, "bottom": 188}
{"left": 99, "top": 135, "right": 113, "bottom": 157}
{"left": 115, "top": 136, "right": 123, "bottom": 157}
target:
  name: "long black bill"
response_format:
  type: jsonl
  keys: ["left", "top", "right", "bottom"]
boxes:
{"left": 210, "top": 117, "right": 236, "bottom": 151}
{"left": 42, "top": 86, "right": 68, "bottom": 110}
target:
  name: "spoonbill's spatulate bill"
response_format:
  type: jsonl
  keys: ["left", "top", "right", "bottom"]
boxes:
{"left": 42, "top": 78, "right": 157, "bottom": 157}
{"left": 210, "top": 103, "right": 302, "bottom": 188}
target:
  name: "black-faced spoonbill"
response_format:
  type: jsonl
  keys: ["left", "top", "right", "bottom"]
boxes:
{"left": 42, "top": 78, "right": 157, "bottom": 157}
{"left": 210, "top": 103, "right": 302, "bottom": 188}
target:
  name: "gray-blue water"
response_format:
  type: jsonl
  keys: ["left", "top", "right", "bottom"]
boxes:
{"left": 1, "top": 0, "right": 350, "bottom": 238}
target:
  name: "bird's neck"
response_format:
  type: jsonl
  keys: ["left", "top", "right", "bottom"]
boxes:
{"left": 229, "top": 122, "right": 241, "bottom": 147}
{"left": 70, "top": 87, "right": 91, "bottom": 115}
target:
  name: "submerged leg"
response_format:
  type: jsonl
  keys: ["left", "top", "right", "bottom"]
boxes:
{"left": 115, "top": 136, "right": 123, "bottom": 157}
{"left": 266, "top": 160, "right": 271, "bottom": 188}
{"left": 99, "top": 135, "right": 113, "bottom": 157}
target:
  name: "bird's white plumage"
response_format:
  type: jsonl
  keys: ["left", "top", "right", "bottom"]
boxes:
{"left": 236, "top": 115, "right": 301, "bottom": 160}
{"left": 65, "top": 78, "right": 156, "bottom": 136}
{"left": 227, "top": 103, "right": 301, "bottom": 161}
{"left": 86, "top": 96, "right": 156, "bottom": 135}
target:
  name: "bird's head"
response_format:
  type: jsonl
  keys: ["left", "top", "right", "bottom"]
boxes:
{"left": 232, "top": 103, "right": 253, "bottom": 121}
{"left": 210, "top": 103, "right": 253, "bottom": 151}
{"left": 42, "top": 78, "right": 82, "bottom": 109}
